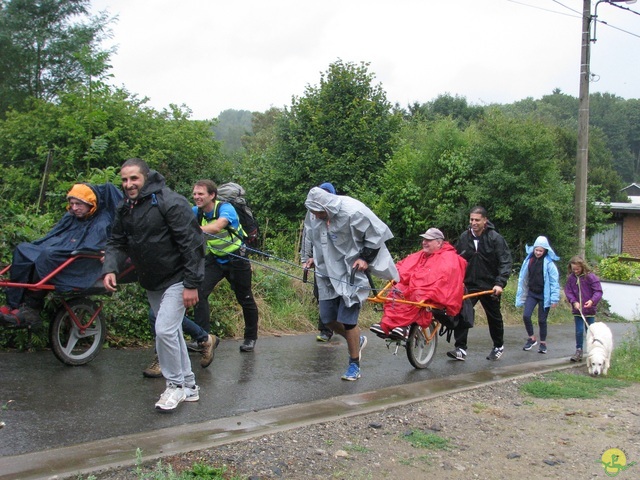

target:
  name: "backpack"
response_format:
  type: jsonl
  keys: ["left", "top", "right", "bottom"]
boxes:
{"left": 215, "top": 182, "right": 260, "bottom": 248}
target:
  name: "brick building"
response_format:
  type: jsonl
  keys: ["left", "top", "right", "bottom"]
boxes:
{"left": 593, "top": 183, "right": 640, "bottom": 257}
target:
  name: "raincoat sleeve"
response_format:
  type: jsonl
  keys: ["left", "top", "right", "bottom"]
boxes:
{"left": 162, "top": 194, "right": 205, "bottom": 290}
{"left": 515, "top": 255, "right": 530, "bottom": 307}
{"left": 587, "top": 273, "right": 603, "bottom": 306}
{"left": 494, "top": 233, "right": 512, "bottom": 288}
{"left": 548, "top": 261, "right": 560, "bottom": 305}
{"left": 348, "top": 207, "right": 398, "bottom": 282}
{"left": 300, "top": 213, "right": 313, "bottom": 263}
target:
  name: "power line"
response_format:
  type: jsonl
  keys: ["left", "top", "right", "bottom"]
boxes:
{"left": 597, "top": 19, "right": 640, "bottom": 39}
{"left": 506, "top": 0, "right": 580, "bottom": 17}
{"left": 550, "top": 0, "right": 582, "bottom": 16}
{"left": 508, "top": 0, "right": 640, "bottom": 41}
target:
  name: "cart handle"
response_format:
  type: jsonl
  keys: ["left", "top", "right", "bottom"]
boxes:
{"left": 366, "top": 281, "right": 494, "bottom": 310}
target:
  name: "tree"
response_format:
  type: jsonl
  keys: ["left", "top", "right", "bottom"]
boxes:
{"left": 0, "top": 82, "right": 223, "bottom": 208}
{"left": 407, "top": 93, "right": 485, "bottom": 127}
{"left": 0, "top": 0, "right": 113, "bottom": 115}
{"left": 247, "top": 60, "right": 401, "bottom": 228}
{"left": 465, "top": 110, "right": 576, "bottom": 260}
{"left": 375, "top": 118, "right": 473, "bottom": 253}
{"left": 378, "top": 109, "right": 581, "bottom": 261}
{"left": 213, "top": 109, "right": 253, "bottom": 155}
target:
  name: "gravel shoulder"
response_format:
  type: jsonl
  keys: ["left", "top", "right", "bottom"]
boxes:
{"left": 94, "top": 369, "right": 640, "bottom": 480}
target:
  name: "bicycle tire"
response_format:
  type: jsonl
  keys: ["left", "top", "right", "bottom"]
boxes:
{"left": 406, "top": 323, "right": 438, "bottom": 369}
{"left": 50, "top": 298, "right": 106, "bottom": 366}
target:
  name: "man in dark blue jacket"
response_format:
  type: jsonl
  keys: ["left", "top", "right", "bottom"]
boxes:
{"left": 103, "top": 158, "right": 205, "bottom": 412}
{"left": 447, "top": 206, "right": 512, "bottom": 362}
{"left": 1, "top": 183, "right": 122, "bottom": 327}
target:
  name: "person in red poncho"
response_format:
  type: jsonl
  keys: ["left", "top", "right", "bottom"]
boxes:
{"left": 370, "top": 228, "right": 467, "bottom": 340}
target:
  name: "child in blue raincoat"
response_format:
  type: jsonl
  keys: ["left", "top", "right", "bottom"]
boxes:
{"left": 515, "top": 236, "right": 560, "bottom": 354}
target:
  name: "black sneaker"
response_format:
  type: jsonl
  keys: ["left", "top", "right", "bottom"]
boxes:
{"left": 523, "top": 338, "right": 537, "bottom": 351}
{"left": 538, "top": 343, "right": 548, "bottom": 354}
{"left": 486, "top": 346, "right": 504, "bottom": 360}
{"left": 446, "top": 347, "right": 467, "bottom": 361}
{"left": 389, "top": 326, "right": 409, "bottom": 341}
{"left": 239, "top": 338, "right": 256, "bottom": 352}
{"left": 369, "top": 323, "right": 389, "bottom": 338}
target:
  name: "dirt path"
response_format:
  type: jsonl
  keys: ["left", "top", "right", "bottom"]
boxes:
{"left": 94, "top": 371, "right": 640, "bottom": 479}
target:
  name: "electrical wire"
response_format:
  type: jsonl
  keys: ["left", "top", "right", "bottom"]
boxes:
{"left": 508, "top": 0, "right": 640, "bottom": 39}
{"left": 507, "top": 0, "right": 580, "bottom": 17}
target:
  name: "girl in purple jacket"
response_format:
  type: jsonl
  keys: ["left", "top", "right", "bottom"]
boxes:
{"left": 564, "top": 256, "right": 603, "bottom": 362}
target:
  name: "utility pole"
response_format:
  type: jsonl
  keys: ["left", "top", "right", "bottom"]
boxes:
{"left": 575, "top": 0, "right": 637, "bottom": 258}
{"left": 575, "top": 0, "right": 591, "bottom": 259}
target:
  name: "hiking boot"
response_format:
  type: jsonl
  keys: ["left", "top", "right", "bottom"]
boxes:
{"left": 486, "top": 346, "right": 504, "bottom": 361}
{"left": 570, "top": 348, "right": 583, "bottom": 362}
{"left": 199, "top": 334, "right": 219, "bottom": 368}
{"left": 369, "top": 323, "right": 388, "bottom": 338}
{"left": 390, "top": 326, "right": 409, "bottom": 341}
{"left": 523, "top": 338, "right": 537, "bottom": 351}
{"left": 447, "top": 347, "right": 467, "bottom": 361}
{"left": 143, "top": 355, "right": 162, "bottom": 378}
{"left": 155, "top": 383, "right": 186, "bottom": 411}
{"left": 0, "top": 305, "right": 41, "bottom": 328}
{"left": 316, "top": 332, "right": 333, "bottom": 342}
{"left": 239, "top": 338, "right": 256, "bottom": 352}
{"left": 538, "top": 343, "right": 548, "bottom": 354}
{"left": 184, "top": 385, "right": 200, "bottom": 402}
{"left": 358, "top": 335, "right": 367, "bottom": 360}
{"left": 341, "top": 362, "right": 361, "bottom": 381}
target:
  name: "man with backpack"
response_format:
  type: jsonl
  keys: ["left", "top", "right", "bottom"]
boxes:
{"left": 103, "top": 158, "right": 205, "bottom": 411}
{"left": 192, "top": 179, "right": 259, "bottom": 352}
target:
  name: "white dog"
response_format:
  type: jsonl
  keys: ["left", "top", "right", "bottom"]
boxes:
{"left": 586, "top": 321, "right": 613, "bottom": 376}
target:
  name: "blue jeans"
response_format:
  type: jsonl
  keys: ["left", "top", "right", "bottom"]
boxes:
{"left": 574, "top": 315, "right": 595, "bottom": 349}
{"left": 147, "top": 282, "right": 195, "bottom": 388}
{"left": 148, "top": 309, "right": 208, "bottom": 344}
{"left": 522, "top": 293, "right": 549, "bottom": 342}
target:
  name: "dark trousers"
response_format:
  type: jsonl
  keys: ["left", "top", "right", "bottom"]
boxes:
{"left": 194, "top": 253, "right": 259, "bottom": 340}
{"left": 454, "top": 293, "right": 504, "bottom": 350}
{"left": 522, "top": 293, "right": 549, "bottom": 342}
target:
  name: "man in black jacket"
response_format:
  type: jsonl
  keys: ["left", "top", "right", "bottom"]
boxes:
{"left": 103, "top": 158, "right": 205, "bottom": 411}
{"left": 447, "top": 206, "right": 512, "bottom": 361}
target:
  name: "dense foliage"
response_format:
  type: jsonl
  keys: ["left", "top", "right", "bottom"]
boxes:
{"left": 0, "top": 0, "right": 113, "bottom": 115}
{"left": 239, "top": 60, "right": 402, "bottom": 229}
{"left": 1, "top": 1, "right": 638, "bottom": 349}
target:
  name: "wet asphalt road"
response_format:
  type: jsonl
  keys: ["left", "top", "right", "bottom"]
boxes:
{"left": 0, "top": 322, "right": 635, "bottom": 460}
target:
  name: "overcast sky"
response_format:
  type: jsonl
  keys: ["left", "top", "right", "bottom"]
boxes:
{"left": 90, "top": 0, "right": 640, "bottom": 120}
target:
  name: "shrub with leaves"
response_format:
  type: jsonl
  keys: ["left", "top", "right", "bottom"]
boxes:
{"left": 597, "top": 255, "right": 640, "bottom": 283}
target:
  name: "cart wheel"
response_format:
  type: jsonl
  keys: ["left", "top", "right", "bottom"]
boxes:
{"left": 49, "top": 298, "right": 105, "bottom": 366}
{"left": 406, "top": 323, "right": 438, "bottom": 369}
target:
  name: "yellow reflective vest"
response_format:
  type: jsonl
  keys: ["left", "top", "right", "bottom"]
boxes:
{"left": 200, "top": 200, "right": 243, "bottom": 257}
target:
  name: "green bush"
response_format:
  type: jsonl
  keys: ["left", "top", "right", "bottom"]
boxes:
{"left": 103, "top": 284, "right": 155, "bottom": 346}
{"left": 597, "top": 255, "right": 640, "bottom": 283}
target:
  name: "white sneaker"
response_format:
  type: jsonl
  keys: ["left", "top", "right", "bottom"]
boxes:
{"left": 184, "top": 385, "right": 200, "bottom": 402}
{"left": 155, "top": 383, "right": 186, "bottom": 411}
{"left": 358, "top": 335, "right": 367, "bottom": 361}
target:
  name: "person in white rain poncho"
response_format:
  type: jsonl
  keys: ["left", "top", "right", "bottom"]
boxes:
{"left": 304, "top": 187, "right": 399, "bottom": 381}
